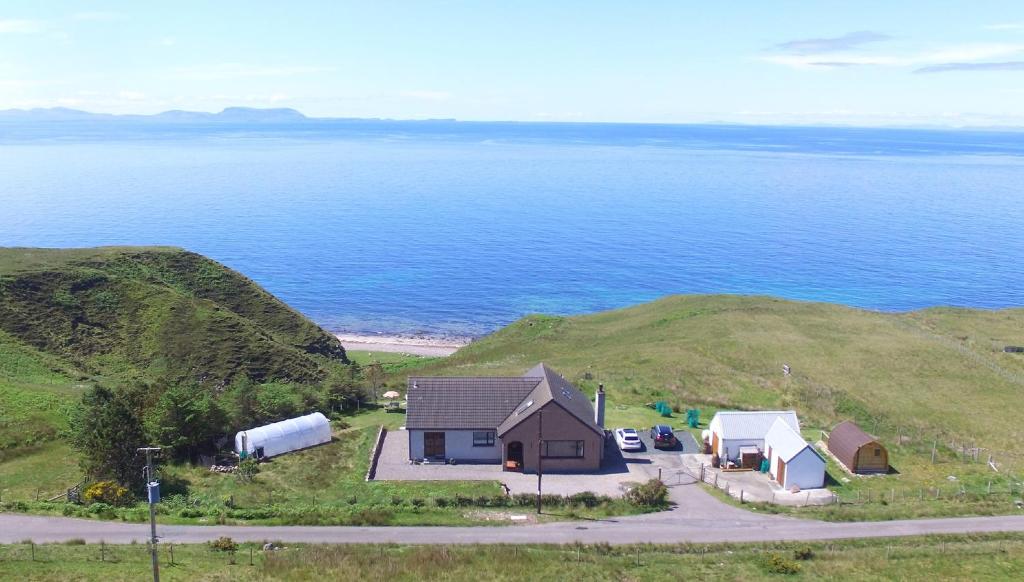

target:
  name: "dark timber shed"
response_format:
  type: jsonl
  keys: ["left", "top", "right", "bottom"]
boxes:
{"left": 828, "top": 421, "right": 888, "bottom": 474}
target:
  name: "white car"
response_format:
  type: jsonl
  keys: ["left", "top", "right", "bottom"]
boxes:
{"left": 615, "top": 428, "right": 643, "bottom": 451}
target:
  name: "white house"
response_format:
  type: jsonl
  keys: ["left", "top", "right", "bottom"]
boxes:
{"left": 707, "top": 410, "right": 800, "bottom": 462}
{"left": 764, "top": 417, "right": 826, "bottom": 490}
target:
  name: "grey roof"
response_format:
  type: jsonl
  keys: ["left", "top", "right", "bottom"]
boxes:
{"left": 405, "top": 363, "right": 603, "bottom": 437}
{"left": 711, "top": 410, "right": 800, "bottom": 440}
{"left": 765, "top": 417, "right": 823, "bottom": 463}
{"left": 405, "top": 376, "right": 540, "bottom": 430}
{"left": 496, "top": 363, "right": 603, "bottom": 437}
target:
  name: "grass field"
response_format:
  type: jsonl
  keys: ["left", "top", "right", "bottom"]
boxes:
{"left": 1, "top": 534, "right": 1022, "bottom": 581}
{"left": 399, "top": 295, "right": 1024, "bottom": 518}
{"left": 5, "top": 247, "right": 1024, "bottom": 525}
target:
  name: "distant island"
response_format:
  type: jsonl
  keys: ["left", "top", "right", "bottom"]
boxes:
{"left": 0, "top": 106, "right": 309, "bottom": 124}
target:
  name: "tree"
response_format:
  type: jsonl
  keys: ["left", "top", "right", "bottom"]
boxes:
{"left": 145, "top": 383, "right": 228, "bottom": 461}
{"left": 364, "top": 362, "right": 385, "bottom": 403}
{"left": 70, "top": 385, "right": 147, "bottom": 492}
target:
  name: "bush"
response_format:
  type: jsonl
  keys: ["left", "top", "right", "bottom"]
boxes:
{"left": 84, "top": 481, "right": 132, "bottom": 507}
{"left": 348, "top": 509, "right": 393, "bottom": 526}
{"left": 209, "top": 536, "right": 238, "bottom": 553}
{"left": 793, "top": 545, "right": 815, "bottom": 561}
{"left": 411, "top": 498, "right": 425, "bottom": 508}
{"left": 434, "top": 497, "right": 450, "bottom": 508}
{"left": 391, "top": 495, "right": 404, "bottom": 506}
{"left": 625, "top": 479, "right": 669, "bottom": 507}
{"left": 570, "top": 492, "right": 600, "bottom": 508}
{"left": 236, "top": 458, "right": 260, "bottom": 483}
{"left": 761, "top": 553, "right": 801, "bottom": 575}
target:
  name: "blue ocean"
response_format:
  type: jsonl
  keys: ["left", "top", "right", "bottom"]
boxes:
{"left": 2, "top": 120, "right": 1022, "bottom": 337}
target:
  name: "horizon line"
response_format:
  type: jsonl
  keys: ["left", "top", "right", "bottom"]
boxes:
{"left": 2, "top": 105, "right": 1024, "bottom": 132}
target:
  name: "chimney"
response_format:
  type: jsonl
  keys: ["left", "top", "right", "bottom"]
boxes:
{"left": 594, "top": 384, "right": 606, "bottom": 428}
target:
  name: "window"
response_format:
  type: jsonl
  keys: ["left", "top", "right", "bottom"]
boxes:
{"left": 473, "top": 432, "right": 495, "bottom": 447}
{"left": 542, "top": 440, "right": 585, "bottom": 458}
{"left": 874, "top": 447, "right": 881, "bottom": 457}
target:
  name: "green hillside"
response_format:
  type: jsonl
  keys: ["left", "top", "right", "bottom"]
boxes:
{"left": 0, "top": 246, "right": 354, "bottom": 470}
{"left": 0, "top": 246, "right": 347, "bottom": 386}
{"left": 412, "top": 295, "right": 1024, "bottom": 458}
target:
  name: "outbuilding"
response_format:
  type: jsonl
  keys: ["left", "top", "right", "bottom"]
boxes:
{"left": 234, "top": 412, "right": 332, "bottom": 459}
{"left": 764, "top": 417, "right": 826, "bottom": 490}
{"left": 827, "top": 420, "right": 888, "bottom": 474}
{"left": 707, "top": 410, "right": 800, "bottom": 462}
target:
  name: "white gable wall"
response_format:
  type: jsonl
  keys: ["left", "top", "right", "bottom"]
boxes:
{"left": 771, "top": 446, "right": 826, "bottom": 490}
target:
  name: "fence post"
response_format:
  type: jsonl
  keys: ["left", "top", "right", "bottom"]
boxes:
{"left": 101, "top": 540, "right": 105, "bottom": 562}
{"left": 636, "top": 547, "right": 640, "bottom": 567}
{"left": 250, "top": 547, "right": 254, "bottom": 566}
{"left": 30, "top": 541, "right": 35, "bottom": 562}
{"left": 931, "top": 441, "right": 937, "bottom": 464}
{"left": 740, "top": 490, "right": 744, "bottom": 504}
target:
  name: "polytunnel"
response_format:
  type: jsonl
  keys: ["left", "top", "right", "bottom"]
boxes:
{"left": 234, "top": 412, "right": 332, "bottom": 459}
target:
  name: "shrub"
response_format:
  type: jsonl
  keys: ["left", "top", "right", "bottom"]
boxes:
{"left": 348, "top": 509, "right": 393, "bottom": 526}
{"left": 209, "top": 536, "right": 238, "bottom": 553}
{"left": 411, "top": 498, "right": 425, "bottom": 508}
{"left": 625, "top": 479, "right": 669, "bottom": 507}
{"left": 84, "top": 481, "right": 132, "bottom": 507}
{"left": 761, "top": 553, "right": 801, "bottom": 575}
{"left": 793, "top": 546, "right": 815, "bottom": 561}
{"left": 236, "top": 459, "right": 260, "bottom": 483}
{"left": 64, "top": 538, "right": 87, "bottom": 545}
{"left": 512, "top": 494, "right": 535, "bottom": 507}
{"left": 454, "top": 495, "right": 474, "bottom": 507}
{"left": 434, "top": 497, "right": 450, "bottom": 508}
{"left": 570, "top": 492, "right": 600, "bottom": 508}
{"left": 391, "top": 495, "right": 404, "bottom": 506}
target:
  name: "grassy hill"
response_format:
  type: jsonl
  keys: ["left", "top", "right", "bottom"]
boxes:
{"left": 0, "top": 246, "right": 347, "bottom": 386}
{"left": 411, "top": 295, "right": 1024, "bottom": 461}
{"left": 0, "top": 246, "right": 352, "bottom": 473}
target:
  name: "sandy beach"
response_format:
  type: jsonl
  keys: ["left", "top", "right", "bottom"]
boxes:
{"left": 335, "top": 333, "right": 469, "bottom": 357}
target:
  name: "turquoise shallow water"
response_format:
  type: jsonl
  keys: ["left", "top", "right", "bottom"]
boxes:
{"left": 1, "top": 120, "right": 1022, "bottom": 336}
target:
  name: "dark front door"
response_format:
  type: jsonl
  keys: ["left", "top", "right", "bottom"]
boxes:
{"left": 507, "top": 441, "right": 524, "bottom": 464}
{"left": 424, "top": 432, "right": 445, "bottom": 458}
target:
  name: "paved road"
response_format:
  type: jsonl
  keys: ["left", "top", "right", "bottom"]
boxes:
{"left": 3, "top": 480, "right": 1024, "bottom": 545}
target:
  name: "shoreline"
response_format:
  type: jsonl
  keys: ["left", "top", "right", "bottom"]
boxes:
{"left": 335, "top": 333, "right": 470, "bottom": 357}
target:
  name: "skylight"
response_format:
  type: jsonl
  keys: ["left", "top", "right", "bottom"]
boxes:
{"left": 516, "top": 400, "right": 534, "bottom": 415}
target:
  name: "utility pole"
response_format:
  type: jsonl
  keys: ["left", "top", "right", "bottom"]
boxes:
{"left": 536, "top": 410, "right": 543, "bottom": 514}
{"left": 138, "top": 446, "right": 162, "bottom": 582}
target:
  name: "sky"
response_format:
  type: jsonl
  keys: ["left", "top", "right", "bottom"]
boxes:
{"left": 2, "top": 1, "right": 1024, "bottom": 126}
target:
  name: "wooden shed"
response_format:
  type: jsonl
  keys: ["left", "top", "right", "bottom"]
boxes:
{"left": 828, "top": 421, "right": 888, "bottom": 474}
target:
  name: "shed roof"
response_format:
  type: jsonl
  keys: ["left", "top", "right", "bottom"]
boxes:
{"left": 405, "top": 376, "right": 540, "bottom": 430}
{"left": 828, "top": 420, "right": 882, "bottom": 467}
{"left": 496, "top": 363, "right": 603, "bottom": 437}
{"left": 765, "top": 417, "right": 822, "bottom": 463}
{"left": 712, "top": 410, "right": 800, "bottom": 440}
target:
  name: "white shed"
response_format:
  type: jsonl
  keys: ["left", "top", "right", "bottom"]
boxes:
{"left": 234, "top": 412, "right": 332, "bottom": 459}
{"left": 764, "top": 417, "right": 825, "bottom": 490}
{"left": 708, "top": 410, "right": 800, "bottom": 462}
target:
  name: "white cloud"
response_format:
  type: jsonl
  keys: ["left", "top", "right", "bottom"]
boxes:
{"left": 72, "top": 12, "right": 127, "bottom": 22}
{"left": 760, "top": 42, "right": 1024, "bottom": 70}
{"left": 118, "top": 91, "right": 146, "bottom": 101}
{"left": 0, "top": 19, "right": 44, "bottom": 33}
{"left": 170, "top": 63, "right": 335, "bottom": 80}
{"left": 399, "top": 90, "right": 452, "bottom": 101}
{"left": 986, "top": 23, "right": 1024, "bottom": 31}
